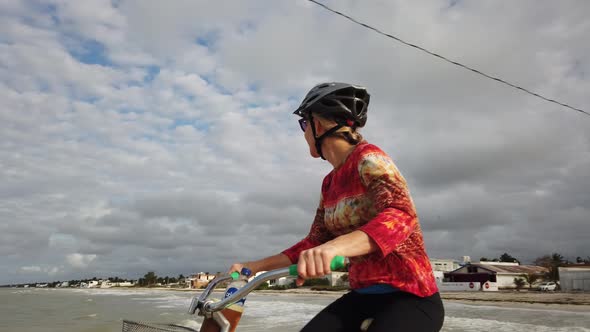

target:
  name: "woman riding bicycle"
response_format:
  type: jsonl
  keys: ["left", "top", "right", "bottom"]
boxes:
{"left": 229, "top": 82, "right": 444, "bottom": 332}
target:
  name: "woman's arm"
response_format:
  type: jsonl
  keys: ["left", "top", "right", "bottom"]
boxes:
{"left": 228, "top": 253, "right": 292, "bottom": 276}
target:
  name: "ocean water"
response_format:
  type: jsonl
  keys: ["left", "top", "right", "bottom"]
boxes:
{"left": 1, "top": 288, "right": 589, "bottom": 332}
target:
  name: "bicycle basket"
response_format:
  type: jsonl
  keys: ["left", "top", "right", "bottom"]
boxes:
{"left": 122, "top": 320, "right": 199, "bottom": 332}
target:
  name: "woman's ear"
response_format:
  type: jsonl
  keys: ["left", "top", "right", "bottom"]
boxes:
{"left": 313, "top": 117, "right": 325, "bottom": 135}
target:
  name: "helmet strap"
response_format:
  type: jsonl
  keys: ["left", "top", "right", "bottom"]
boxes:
{"left": 309, "top": 113, "right": 343, "bottom": 160}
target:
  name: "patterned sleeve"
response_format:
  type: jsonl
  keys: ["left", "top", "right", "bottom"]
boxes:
{"left": 281, "top": 195, "right": 333, "bottom": 263}
{"left": 357, "top": 153, "right": 418, "bottom": 257}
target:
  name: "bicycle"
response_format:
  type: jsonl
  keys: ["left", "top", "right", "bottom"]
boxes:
{"left": 122, "top": 256, "right": 370, "bottom": 332}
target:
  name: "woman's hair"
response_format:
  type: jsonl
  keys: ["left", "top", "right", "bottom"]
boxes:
{"left": 313, "top": 113, "right": 364, "bottom": 145}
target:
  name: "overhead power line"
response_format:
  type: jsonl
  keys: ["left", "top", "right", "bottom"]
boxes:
{"left": 308, "top": 0, "right": 589, "bottom": 117}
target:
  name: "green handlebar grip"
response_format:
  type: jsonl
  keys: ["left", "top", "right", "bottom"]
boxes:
{"left": 288, "top": 256, "right": 346, "bottom": 276}
{"left": 230, "top": 271, "right": 240, "bottom": 281}
{"left": 330, "top": 255, "right": 346, "bottom": 271}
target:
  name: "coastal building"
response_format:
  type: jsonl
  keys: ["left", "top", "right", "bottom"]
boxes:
{"left": 189, "top": 272, "right": 217, "bottom": 288}
{"left": 445, "top": 261, "right": 547, "bottom": 289}
{"left": 100, "top": 281, "right": 114, "bottom": 288}
{"left": 430, "top": 258, "right": 462, "bottom": 284}
{"left": 267, "top": 275, "right": 297, "bottom": 287}
{"left": 99, "top": 280, "right": 134, "bottom": 288}
{"left": 430, "top": 258, "right": 461, "bottom": 272}
{"left": 559, "top": 265, "right": 590, "bottom": 292}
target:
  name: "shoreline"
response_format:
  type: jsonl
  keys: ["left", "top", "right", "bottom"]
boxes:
{"left": 42, "top": 287, "right": 590, "bottom": 308}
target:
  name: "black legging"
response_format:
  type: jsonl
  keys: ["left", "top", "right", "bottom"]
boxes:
{"left": 300, "top": 291, "right": 444, "bottom": 332}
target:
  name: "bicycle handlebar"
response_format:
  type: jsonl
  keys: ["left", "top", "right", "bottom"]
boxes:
{"left": 188, "top": 256, "right": 347, "bottom": 315}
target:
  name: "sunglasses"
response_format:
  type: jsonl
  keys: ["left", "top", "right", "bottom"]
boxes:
{"left": 298, "top": 118, "right": 308, "bottom": 132}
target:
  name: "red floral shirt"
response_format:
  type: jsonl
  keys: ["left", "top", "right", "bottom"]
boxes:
{"left": 282, "top": 142, "right": 438, "bottom": 297}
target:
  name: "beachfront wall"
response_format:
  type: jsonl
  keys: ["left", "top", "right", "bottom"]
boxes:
{"left": 559, "top": 266, "right": 590, "bottom": 292}
{"left": 438, "top": 282, "right": 481, "bottom": 291}
{"left": 481, "top": 281, "right": 499, "bottom": 291}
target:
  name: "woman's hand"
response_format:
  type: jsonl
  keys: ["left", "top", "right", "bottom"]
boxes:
{"left": 227, "top": 262, "right": 246, "bottom": 275}
{"left": 296, "top": 243, "right": 338, "bottom": 287}
{"left": 226, "top": 254, "right": 293, "bottom": 277}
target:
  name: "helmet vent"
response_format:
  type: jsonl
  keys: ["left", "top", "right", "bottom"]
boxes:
{"left": 321, "top": 99, "right": 339, "bottom": 107}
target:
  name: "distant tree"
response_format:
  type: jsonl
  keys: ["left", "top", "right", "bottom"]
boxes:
{"left": 480, "top": 257, "right": 489, "bottom": 262}
{"left": 303, "top": 278, "right": 330, "bottom": 286}
{"left": 513, "top": 278, "right": 526, "bottom": 291}
{"left": 256, "top": 282, "right": 270, "bottom": 290}
{"left": 521, "top": 273, "right": 540, "bottom": 289}
{"left": 534, "top": 253, "right": 564, "bottom": 282}
{"left": 500, "top": 253, "right": 520, "bottom": 264}
{"left": 144, "top": 272, "right": 157, "bottom": 286}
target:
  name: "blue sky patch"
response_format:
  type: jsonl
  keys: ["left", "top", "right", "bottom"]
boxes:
{"left": 195, "top": 30, "right": 220, "bottom": 50}
{"left": 68, "top": 39, "right": 112, "bottom": 66}
{"left": 170, "top": 118, "right": 210, "bottom": 133}
{"left": 143, "top": 65, "right": 161, "bottom": 83}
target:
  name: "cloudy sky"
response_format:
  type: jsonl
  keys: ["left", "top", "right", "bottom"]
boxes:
{"left": 1, "top": 0, "right": 589, "bottom": 285}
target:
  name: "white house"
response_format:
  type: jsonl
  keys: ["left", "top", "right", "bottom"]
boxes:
{"left": 559, "top": 265, "right": 590, "bottom": 291}
{"left": 445, "top": 262, "right": 548, "bottom": 288}
{"left": 445, "top": 261, "right": 547, "bottom": 289}
{"left": 100, "top": 281, "right": 114, "bottom": 288}
{"left": 430, "top": 259, "right": 461, "bottom": 272}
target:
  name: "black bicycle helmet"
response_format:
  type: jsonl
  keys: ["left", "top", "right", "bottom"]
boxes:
{"left": 293, "top": 82, "right": 370, "bottom": 160}
{"left": 293, "top": 82, "right": 370, "bottom": 128}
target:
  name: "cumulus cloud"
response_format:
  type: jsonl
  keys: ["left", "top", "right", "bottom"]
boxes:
{"left": 66, "top": 254, "right": 97, "bottom": 269}
{"left": 1, "top": 1, "right": 588, "bottom": 284}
